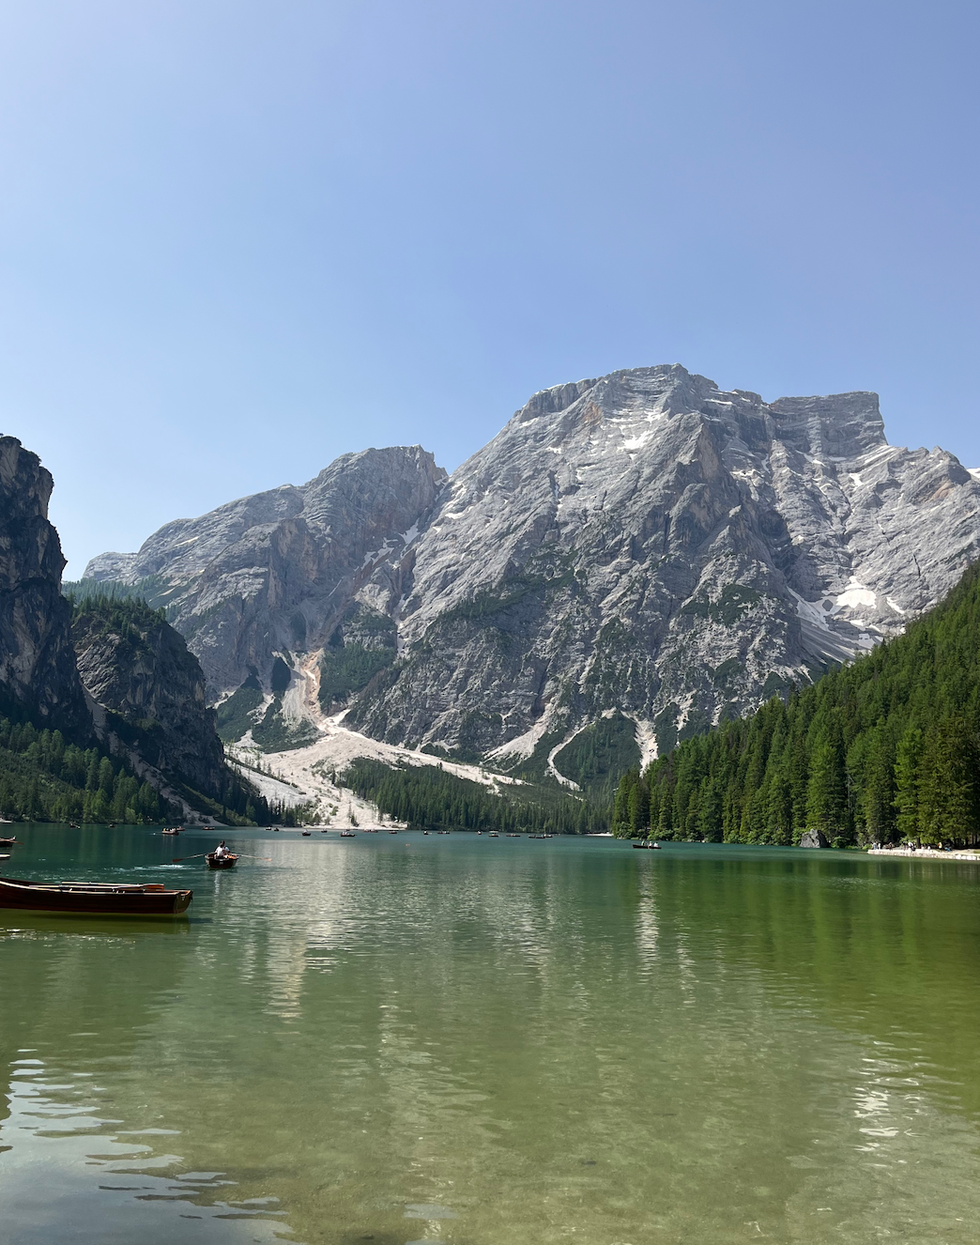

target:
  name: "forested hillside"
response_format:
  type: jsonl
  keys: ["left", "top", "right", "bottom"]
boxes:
{"left": 613, "top": 562, "right": 980, "bottom": 847}
{"left": 69, "top": 594, "right": 277, "bottom": 825}
{"left": 0, "top": 593, "right": 284, "bottom": 825}
{"left": 344, "top": 759, "right": 606, "bottom": 834}
{"left": 0, "top": 717, "right": 172, "bottom": 823}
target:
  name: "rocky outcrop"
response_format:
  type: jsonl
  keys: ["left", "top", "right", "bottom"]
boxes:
{"left": 0, "top": 437, "right": 90, "bottom": 735}
{"left": 85, "top": 446, "right": 447, "bottom": 698}
{"left": 0, "top": 437, "right": 266, "bottom": 821}
{"left": 799, "top": 828, "right": 829, "bottom": 849}
{"left": 72, "top": 598, "right": 228, "bottom": 799}
{"left": 83, "top": 366, "right": 980, "bottom": 775}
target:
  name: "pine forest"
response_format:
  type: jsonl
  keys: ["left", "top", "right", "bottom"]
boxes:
{"left": 613, "top": 562, "right": 980, "bottom": 847}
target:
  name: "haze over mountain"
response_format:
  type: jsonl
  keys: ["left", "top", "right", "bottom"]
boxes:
{"left": 84, "top": 365, "right": 980, "bottom": 788}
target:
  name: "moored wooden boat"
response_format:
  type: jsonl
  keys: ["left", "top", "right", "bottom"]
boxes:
{"left": 205, "top": 852, "right": 238, "bottom": 869}
{"left": 0, "top": 875, "right": 193, "bottom": 915}
{"left": 0, "top": 836, "right": 20, "bottom": 846}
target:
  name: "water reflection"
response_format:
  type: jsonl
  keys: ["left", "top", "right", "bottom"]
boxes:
{"left": 2, "top": 830, "right": 980, "bottom": 1243}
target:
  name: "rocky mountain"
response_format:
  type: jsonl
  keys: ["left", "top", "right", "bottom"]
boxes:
{"left": 72, "top": 597, "right": 231, "bottom": 806}
{"left": 0, "top": 436, "right": 90, "bottom": 736}
{"left": 85, "top": 445, "right": 447, "bottom": 700}
{"left": 0, "top": 435, "right": 268, "bottom": 821}
{"left": 83, "top": 366, "right": 980, "bottom": 785}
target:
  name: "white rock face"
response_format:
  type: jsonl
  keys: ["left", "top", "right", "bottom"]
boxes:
{"left": 347, "top": 366, "right": 980, "bottom": 766}
{"left": 85, "top": 366, "right": 980, "bottom": 775}
{"left": 85, "top": 446, "right": 447, "bottom": 697}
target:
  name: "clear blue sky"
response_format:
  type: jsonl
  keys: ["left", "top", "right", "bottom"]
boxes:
{"left": 1, "top": 0, "right": 977, "bottom": 577}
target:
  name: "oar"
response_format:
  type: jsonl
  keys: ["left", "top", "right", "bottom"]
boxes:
{"left": 171, "top": 851, "right": 273, "bottom": 863}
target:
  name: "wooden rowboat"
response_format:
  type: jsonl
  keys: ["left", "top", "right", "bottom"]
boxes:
{"left": 206, "top": 852, "right": 238, "bottom": 869}
{"left": 0, "top": 876, "right": 193, "bottom": 915}
{"left": 0, "top": 836, "right": 19, "bottom": 846}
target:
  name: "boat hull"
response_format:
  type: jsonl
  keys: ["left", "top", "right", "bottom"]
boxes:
{"left": 0, "top": 876, "right": 193, "bottom": 915}
{"left": 206, "top": 853, "right": 238, "bottom": 869}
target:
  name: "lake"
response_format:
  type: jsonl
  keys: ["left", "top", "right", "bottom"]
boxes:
{"left": 1, "top": 827, "right": 979, "bottom": 1244}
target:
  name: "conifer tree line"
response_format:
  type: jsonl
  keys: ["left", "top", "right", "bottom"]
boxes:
{"left": 0, "top": 717, "right": 171, "bottom": 823}
{"left": 613, "top": 563, "right": 980, "bottom": 847}
{"left": 0, "top": 713, "right": 291, "bottom": 825}
{"left": 344, "top": 759, "right": 606, "bottom": 834}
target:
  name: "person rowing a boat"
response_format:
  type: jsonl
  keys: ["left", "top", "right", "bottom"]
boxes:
{"left": 213, "top": 841, "right": 231, "bottom": 860}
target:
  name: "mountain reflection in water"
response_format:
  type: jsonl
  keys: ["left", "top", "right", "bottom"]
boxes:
{"left": 1, "top": 827, "right": 980, "bottom": 1244}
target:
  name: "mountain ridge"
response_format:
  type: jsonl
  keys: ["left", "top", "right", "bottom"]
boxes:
{"left": 81, "top": 365, "right": 980, "bottom": 796}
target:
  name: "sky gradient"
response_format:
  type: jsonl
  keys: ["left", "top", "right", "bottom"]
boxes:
{"left": 1, "top": 0, "right": 977, "bottom": 577}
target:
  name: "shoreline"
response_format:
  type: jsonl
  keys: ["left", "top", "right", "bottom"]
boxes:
{"left": 868, "top": 846, "right": 980, "bottom": 862}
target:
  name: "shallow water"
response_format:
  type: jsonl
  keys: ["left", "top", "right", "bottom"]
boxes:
{"left": 1, "top": 827, "right": 979, "bottom": 1244}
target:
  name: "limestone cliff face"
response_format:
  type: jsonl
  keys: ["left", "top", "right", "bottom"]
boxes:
{"left": 83, "top": 366, "right": 980, "bottom": 775}
{"left": 347, "top": 366, "right": 980, "bottom": 767}
{"left": 0, "top": 437, "right": 89, "bottom": 734}
{"left": 85, "top": 446, "right": 447, "bottom": 698}
{"left": 72, "top": 600, "right": 227, "bottom": 798}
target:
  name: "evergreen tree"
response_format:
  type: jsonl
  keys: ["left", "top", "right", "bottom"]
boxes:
{"left": 806, "top": 716, "right": 851, "bottom": 843}
{"left": 893, "top": 724, "right": 923, "bottom": 843}
{"left": 918, "top": 716, "right": 979, "bottom": 845}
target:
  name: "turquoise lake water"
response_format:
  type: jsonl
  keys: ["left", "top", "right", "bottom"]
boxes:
{"left": 1, "top": 826, "right": 979, "bottom": 1244}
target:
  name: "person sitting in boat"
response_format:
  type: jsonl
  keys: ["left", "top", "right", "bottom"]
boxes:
{"left": 213, "top": 841, "right": 231, "bottom": 859}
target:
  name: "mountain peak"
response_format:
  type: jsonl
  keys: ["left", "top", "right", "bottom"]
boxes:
{"left": 80, "top": 367, "right": 980, "bottom": 786}
{"left": 769, "top": 390, "right": 886, "bottom": 458}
